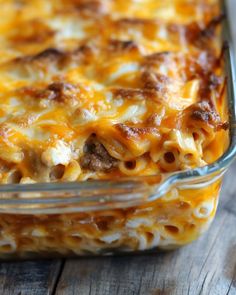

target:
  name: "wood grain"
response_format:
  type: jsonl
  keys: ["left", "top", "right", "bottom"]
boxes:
{"left": 222, "top": 163, "right": 236, "bottom": 215}
{"left": 0, "top": 259, "right": 62, "bottom": 295}
{"left": 227, "top": 0, "right": 236, "bottom": 52}
{"left": 56, "top": 3, "right": 236, "bottom": 295}
{"left": 0, "top": 1, "right": 235, "bottom": 294}
{"left": 0, "top": 165, "right": 234, "bottom": 295}
{"left": 53, "top": 161, "right": 236, "bottom": 295}
{"left": 0, "top": 162, "right": 235, "bottom": 295}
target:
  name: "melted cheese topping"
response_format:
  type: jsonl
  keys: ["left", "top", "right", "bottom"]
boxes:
{"left": 0, "top": 0, "right": 228, "bottom": 184}
{"left": 0, "top": 0, "right": 229, "bottom": 257}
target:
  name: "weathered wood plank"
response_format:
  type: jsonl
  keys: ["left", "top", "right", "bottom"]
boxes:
{"left": 2, "top": 160, "right": 234, "bottom": 295}
{"left": 55, "top": 161, "right": 236, "bottom": 295}
{"left": 0, "top": 161, "right": 234, "bottom": 295}
{"left": 221, "top": 161, "right": 236, "bottom": 214}
{"left": 0, "top": 259, "right": 62, "bottom": 295}
{"left": 227, "top": 0, "right": 236, "bottom": 52}
{"left": 0, "top": 2, "right": 235, "bottom": 295}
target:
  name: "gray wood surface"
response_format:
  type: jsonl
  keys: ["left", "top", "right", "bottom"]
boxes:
{"left": 0, "top": 260, "right": 62, "bottom": 295}
{"left": 0, "top": 162, "right": 234, "bottom": 295}
{"left": 54, "top": 162, "right": 236, "bottom": 295}
{"left": 0, "top": 1, "right": 235, "bottom": 294}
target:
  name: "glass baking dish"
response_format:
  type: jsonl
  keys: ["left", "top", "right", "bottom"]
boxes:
{"left": 0, "top": 5, "right": 235, "bottom": 259}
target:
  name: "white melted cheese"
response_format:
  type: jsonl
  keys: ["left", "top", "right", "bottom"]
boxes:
{"left": 99, "top": 233, "right": 122, "bottom": 244}
{"left": 48, "top": 17, "right": 87, "bottom": 41}
{"left": 41, "top": 140, "right": 72, "bottom": 167}
{"left": 107, "top": 63, "right": 139, "bottom": 83}
{"left": 118, "top": 104, "right": 147, "bottom": 123}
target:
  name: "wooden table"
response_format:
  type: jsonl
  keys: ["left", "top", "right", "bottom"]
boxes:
{"left": 0, "top": 1, "right": 235, "bottom": 294}
{"left": 0, "top": 161, "right": 235, "bottom": 295}
{"left": 0, "top": 78, "right": 235, "bottom": 289}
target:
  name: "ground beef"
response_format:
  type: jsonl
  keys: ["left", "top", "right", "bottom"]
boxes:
{"left": 80, "top": 136, "right": 118, "bottom": 172}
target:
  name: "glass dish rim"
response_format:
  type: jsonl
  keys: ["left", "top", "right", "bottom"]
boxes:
{"left": 0, "top": 7, "right": 235, "bottom": 213}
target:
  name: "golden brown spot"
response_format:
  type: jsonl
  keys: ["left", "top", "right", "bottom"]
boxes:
{"left": 115, "top": 123, "right": 159, "bottom": 140}
{"left": 117, "top": 18, "right": 153, "bottom": 26}
{"left": 12, "top": 45, "right": 95, "bottom": 70}
{"left": 146, "top": 113, "right": 163, "bottom": 127}
{"left": 199, "top": 74, "right": 223, "bottom": 100}
{"left": 112, "top": 88, "right": 156, "bottom": 101}
{"left": 20, "top": 82, "right": 79, "bottom": 104}
{"left": 108, "top": 40, "right": 139, "bottom": 53}
{"left": 46, "top": 82, "right": 79, "bottom": 102}
{"left": 143, "top": 52, "right": 172, "bottom": 68}
{"left": 186, "top": 14, "right": 225, "bottom": 48}
{"left": 10, "top": 20, "right": 55, "bottom": 44}
{"left": 74, "top": 0, "right": 107, "bottom": 14}
{"left": 141, "top": 72, "right": 175, "bottom": 102}
{"left": 186, "top": 101, "right": 229, "bottom": 131}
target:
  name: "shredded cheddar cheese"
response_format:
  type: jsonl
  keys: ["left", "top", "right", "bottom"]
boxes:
{"left": 0, "top": 0, "right": 230, "bottom": 257}
{"left": 0, "top": 0, "right": 228, "bottom": 183}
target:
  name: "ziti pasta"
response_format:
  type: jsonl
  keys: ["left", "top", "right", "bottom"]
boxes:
{"left": 0, "top": 0, "right": 230, "bottom": 257}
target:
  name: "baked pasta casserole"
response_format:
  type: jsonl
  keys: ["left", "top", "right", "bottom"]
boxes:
{"left": 0, "top": 0, "right": 230, "bottom": 257}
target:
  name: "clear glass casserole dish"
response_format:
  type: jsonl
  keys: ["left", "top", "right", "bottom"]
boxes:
{"left": 0, "top": 44, "right": 234, "bottom": 258}
{"left": 0, "top": 2, "right": 235, "bottom": 259}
